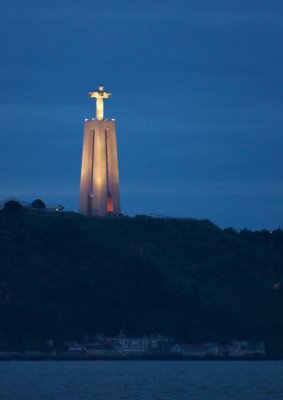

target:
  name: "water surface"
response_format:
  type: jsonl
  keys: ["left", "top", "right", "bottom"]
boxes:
{"left": 0, "top": 361, "right": 282, "bottom": 400}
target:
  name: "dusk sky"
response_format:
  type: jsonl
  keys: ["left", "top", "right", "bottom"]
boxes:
{"left": 0, "top": 0, "right": 282, "bottom": 229}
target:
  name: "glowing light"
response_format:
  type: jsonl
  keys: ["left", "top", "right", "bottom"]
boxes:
{"left": 273, "top": 283, "right": 281, "bottom": 290}
{"left": 107, "top": 195, "right": 113, "bottom": 213}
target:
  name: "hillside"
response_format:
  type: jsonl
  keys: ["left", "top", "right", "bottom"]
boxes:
{"left": 0, "top": 210, "right": 283, "bottom": 356}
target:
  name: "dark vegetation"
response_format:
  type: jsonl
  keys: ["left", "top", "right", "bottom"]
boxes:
{"left": 3, "top": 200, "right": 23, "bottom": 214}
{"left": 31, "top": 199, "right": 46, "bottom": 210}
{"left": 0, "top": 210, "right": 283, "bottom": 356}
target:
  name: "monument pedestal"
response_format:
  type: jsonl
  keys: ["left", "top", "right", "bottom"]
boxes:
{"left": 79, "top": 86, "right": 121, "bottom": 216}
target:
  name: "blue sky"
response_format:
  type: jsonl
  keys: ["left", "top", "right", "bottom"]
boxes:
{"left": 0, "top": 0, "right": 282, "bottom": 229}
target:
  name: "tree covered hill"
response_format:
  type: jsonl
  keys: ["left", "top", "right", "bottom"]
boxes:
{"left": 0, "top": 210, "right": 283, "bottom": 355}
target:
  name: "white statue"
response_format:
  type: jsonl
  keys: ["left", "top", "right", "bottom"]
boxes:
{"left": 89, "top": 85, "right": 112, "bottom": 120}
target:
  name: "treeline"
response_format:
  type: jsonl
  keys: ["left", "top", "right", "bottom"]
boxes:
{"left": 0, "top": 210, "right": 283, "bottom": 356}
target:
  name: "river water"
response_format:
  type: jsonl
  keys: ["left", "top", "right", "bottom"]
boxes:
{"left": 0, "top": 360, "right": 282, "bottom": 400}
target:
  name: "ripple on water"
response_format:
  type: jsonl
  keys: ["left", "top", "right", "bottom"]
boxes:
{"left": 0, "top": 361, "right": 283, "bottom": 400}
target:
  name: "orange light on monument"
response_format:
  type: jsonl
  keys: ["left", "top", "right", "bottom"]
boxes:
{"left": 107, "top": 195, "right": 113, "bottom": 213}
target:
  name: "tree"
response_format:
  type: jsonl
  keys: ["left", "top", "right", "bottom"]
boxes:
{"left": 3, "top": 200, "right": 23, "bottom": 214}
{"left": 32, "top": 199, "right": 46, "bottom": 210}
{"left": 223, "top": 227, "right": 237, "bottom": 236}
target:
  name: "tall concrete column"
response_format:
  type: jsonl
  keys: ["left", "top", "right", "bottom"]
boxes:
{"left": 79, "top": 87, "right": 121, "bottom": 216}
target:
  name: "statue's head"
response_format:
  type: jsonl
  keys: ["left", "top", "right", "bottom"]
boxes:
{"left": 98, "top": 85, "right": 104, "bottom": 92}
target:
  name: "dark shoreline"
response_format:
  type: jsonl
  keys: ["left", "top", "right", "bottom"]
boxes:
{"left": 0, "top": 355, "right": 274, "bottom": 362}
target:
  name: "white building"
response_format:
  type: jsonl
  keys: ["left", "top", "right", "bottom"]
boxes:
{"left": 111, "top": 331, "right": 171, "bottom": 353}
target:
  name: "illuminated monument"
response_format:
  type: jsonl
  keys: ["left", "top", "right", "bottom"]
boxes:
{"left": 79, "top": 86, "right": 121, "bottom": 216}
